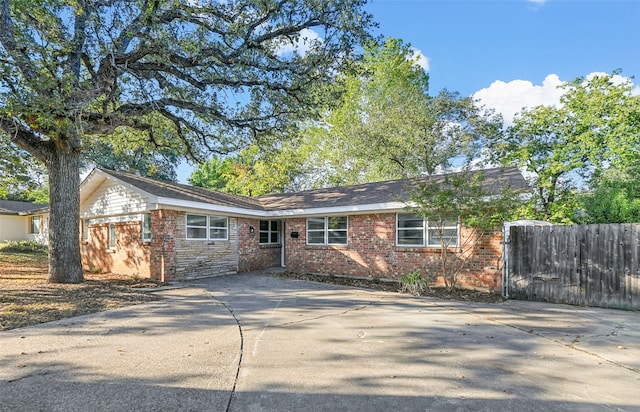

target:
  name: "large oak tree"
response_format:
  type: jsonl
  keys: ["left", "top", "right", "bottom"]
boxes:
{"left": 0, "top": 0, "right": 374, "bottom": 283}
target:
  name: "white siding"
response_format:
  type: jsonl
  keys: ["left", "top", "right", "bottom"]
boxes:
{"left": 81, "top": 180, "right": 150, "bottom": 218}
{"left": 0, "top": 215, "right": 28, "bottom": 242}
{"left": 87, "top": 214, "right": 142, "bottom": 225}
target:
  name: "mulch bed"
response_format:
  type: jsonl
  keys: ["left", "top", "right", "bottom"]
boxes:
{"left": 275, "top": 272, "right": 505, "bottom": 304}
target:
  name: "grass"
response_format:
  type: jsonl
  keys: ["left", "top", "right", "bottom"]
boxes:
{"left": 0, "top": 250, "right": 165, "bottom": 331}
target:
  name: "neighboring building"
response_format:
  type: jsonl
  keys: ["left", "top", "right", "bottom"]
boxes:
{"left": 0, "top": 200, "right": 49, "bottom": 244}
{"left": 79, "top": 166, "right": 526, "bottom": 292}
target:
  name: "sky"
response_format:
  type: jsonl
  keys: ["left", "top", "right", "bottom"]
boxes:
{"left": 367, "top": 0, "right": 640, "bottom": 122}
{"left": 176, "top": 0, "right": 640, "bottom": 183}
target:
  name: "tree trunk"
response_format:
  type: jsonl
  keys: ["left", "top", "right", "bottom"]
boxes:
{"left": 45, "top": 147, "right": 83, "bottom": 283}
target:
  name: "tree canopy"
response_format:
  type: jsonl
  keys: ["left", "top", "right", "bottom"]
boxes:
{"left": 294, "top": 38, "right": 501, "bottom": 186}
{"left": 0, "top": 0, "right": 374, "bottom": 282}
{"left": 488, "top": 72, "right": 640, "bottom": 223}
{"left": 190, "top": 38, "right": 502, "bottom": 194}
{"left": 189, "top": 143, "right": 301, "bottom": 196}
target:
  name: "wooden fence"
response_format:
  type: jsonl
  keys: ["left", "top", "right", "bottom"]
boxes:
{"left": 505, "top": 223, "right": 640, "bottom": 310}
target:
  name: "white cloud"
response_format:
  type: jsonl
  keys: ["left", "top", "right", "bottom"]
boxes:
{"left": 275, "top": 28, "right": 322, "bottom": 56}
{"left": 473, "top": 74, "right": 565, "bottom": 125}
{"left": 528, "top": 0, "right": 547, "bottom": 4}
{"left": 474, "top": 72, "right": 639, "bottom": 125}
{"left": 410, "top": 47, "right": 429, "bottom": 72}
{"left": 585, "top": 71, "right": 635, "bottom": 88}
{"left": 585, "top": 72, "right": 640, "bottom": 96}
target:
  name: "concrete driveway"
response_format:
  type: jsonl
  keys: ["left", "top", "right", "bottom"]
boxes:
{"left": 1, "top": 274, "right": 639, "bottom": 411}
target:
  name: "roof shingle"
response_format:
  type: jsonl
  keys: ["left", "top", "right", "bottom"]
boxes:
{"left": 0, "top": 200, "right": 49, "bottom": 215}
{"left": 98, "top": 169, "right": 265, "bottom": 210}
{"left": 98, "top": 166, "right": 526, "bottom": 212}
{"left": 256, "top": 166, "right": 526, "bottom": 210}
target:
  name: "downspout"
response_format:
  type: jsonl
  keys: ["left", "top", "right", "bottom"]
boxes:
{"left": 502, "top": 222, "right": 510, "bottom": 299}
{"left": 281, "top": 220, "right": 286, "bottom": 268}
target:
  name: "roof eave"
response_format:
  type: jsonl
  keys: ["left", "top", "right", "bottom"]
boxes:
{"left": 156, "top": 197, "right": 410, "bottom": 218}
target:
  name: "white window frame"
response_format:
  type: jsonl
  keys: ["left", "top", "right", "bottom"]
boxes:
{"left": 109, "top": 223, "right": 116, "bottom": 248}
{"left": 306, "top": 216, "right": 348, "bottom": 246}
{"left": 427, "top": 220, "right": 459, "bottom": 248}
{"left": 209, "top": 216, "right": 228, "bottom": 240}
{"left": 259, "top": 220, "right": 281, "bottom": 245}
{"left": 29, "top": 215, "right": 41, "bottom": 235}
{"left": 142, "top": 213, "right": 152, "bottom": 242}
{"left": 396, "top": 213, "right": 425, "bottom": 246}
{"left": 396, "top": 213, "right": 459, "bottom": 248}
{"left": 83, "top": 219, "right": 90, "bottom": 241}
{"left": 186, "top": 214, "right": 228, "bottom": 241}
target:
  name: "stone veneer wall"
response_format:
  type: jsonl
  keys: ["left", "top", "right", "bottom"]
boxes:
{"left": 237, "top": 217, "right": 282, "bottom": 272}
{"left": 164, "top": 211, "right": 240, "bottom": 281}
{"left": 81, "top": 221, "right": 151, "bottom": 278}
{"left": 284, "top": 213, "right": 504, "bottom": 293}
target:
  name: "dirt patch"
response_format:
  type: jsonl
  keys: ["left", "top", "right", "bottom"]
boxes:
{"left": 276, "top": 272, "right": 504, "bottom": 304}
{"left": 1, "top": 251, "right": 503, "bottom": 331}
{"left": 0, "top": 251, "right": 165, "bottom": 331}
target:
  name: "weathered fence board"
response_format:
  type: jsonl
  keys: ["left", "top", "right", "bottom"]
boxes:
{"left": 506, "top": 223, "right": 640, "bottom": 310}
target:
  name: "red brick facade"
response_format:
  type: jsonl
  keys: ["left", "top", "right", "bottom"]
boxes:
{"left": 237, "top": 218, "right": 282, "bottom": 272}
{"left": 81, "top": 211, "right": 504, "bottom": 292}
{"left": 284, "top": 214, "right": 504, "bottom": 292}
{"left": 149, "top": 209, "right": 177, "bottom": 281}
{"left": 81, "top": 221, "right": 151, "bottom": 278}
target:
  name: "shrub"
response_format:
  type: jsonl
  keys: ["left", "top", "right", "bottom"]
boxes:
{"left": 0, "top": 240, "right": 48, "bottom": 254}
{"left": 401, "top": 270, "right": 427, "bottom": 296}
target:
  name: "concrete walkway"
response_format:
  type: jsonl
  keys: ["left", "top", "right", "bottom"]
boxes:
{"left": 1, "top": 274, "right": 639, "bottom": 411}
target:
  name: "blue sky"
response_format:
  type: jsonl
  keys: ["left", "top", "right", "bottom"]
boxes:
{"left": 365, "top": 0, "right": 639, "bottom": 124}
{"left": 176, "top": 0, "right": 639, "bottom": 183}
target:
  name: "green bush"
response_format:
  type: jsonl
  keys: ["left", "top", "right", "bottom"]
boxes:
{"left": 401, "top": 270, "right": 427, "bottom": 296}
{"left": 0, "top": 240, "right": 48, "bottom": 254}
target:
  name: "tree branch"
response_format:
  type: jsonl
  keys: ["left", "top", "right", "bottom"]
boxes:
{"left": 0, "top": 114, "right": 52, "bottom": 162}
{"left": 0, "top": 0, "right": 39, "bottom": 82}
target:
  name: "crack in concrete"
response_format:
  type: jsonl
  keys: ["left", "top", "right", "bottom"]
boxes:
{"left": 7, "top": 370, "right": 49, "bottom": 383}
{"left": 204, "top": 292, "right": 244, "bottom": 412}
{"left": 450, "top": 304, "right": 640, "bottom": 375}
{"left": 244, "top": 303, "right": 373, "bottom": 331}
{"left": 205, "top": 291, "right": 374, "bottom": 410}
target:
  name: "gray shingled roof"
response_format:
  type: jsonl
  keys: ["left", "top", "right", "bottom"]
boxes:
{"left": 100, "top": 166, "right": 526, "bottom": 212}
{"left": 0, "top": 200, "right": 49, "bottom": 215}
{"left": 257, "top": 166, "right": 526, "bottom": 210}
{"left": 100, "top": 169, "right": 265, "bottom": 210}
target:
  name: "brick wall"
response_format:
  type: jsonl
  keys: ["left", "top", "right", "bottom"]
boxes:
{"left": 150, "top": 209, "right": 177, "bottom": 281}
{"left": 81, "top": 221, "right": 151, "bottom": 278}
{"left": 237, "top": 218, "right": 282, "bottom": 272}
{"left": 284, "top": 213, "right": 504, "bottom": 292}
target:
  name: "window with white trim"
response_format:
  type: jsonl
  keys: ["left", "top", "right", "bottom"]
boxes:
{"left": 28, "top": 215, "right": 41, "bottom": 234}
{"left": 396, "top": 213, "right": 458, "bottom": 247}
{"left": 83, "top": 219, "right": 90, "bottom": 241}
{"left": 307, "top": 216, "right": 348, "bottom": 245}
{"left": 396, "top": 213, "right": 424, "bottom": 246}
{"left": 259, "top": 220, "right": 280, "bottom": 244}
{"left": 209, "top": 216, "right": 228, "bottom": 240}
{"left": 109, "top": 223, "right": 116, "bottom": 248}
{"left": 186, "top": 214, "right": 228, "bottom": 240}
{"left": 427, "top": 220, "right": 458, "bottom": 247}
{"left": 142, "top": 213, "right": 152, "bottom": 241}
